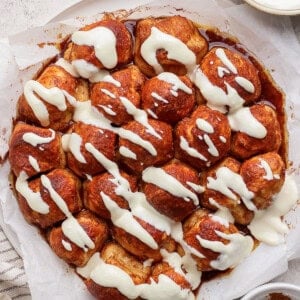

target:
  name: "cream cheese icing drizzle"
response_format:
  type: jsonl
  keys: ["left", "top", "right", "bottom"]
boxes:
{"left": 119, "top": 146, "right": 137, "bottom": 160}
{"left": 235, "top": 76, "right": 255, "bottom": 93}
{"left": 55, "top": 58, "right": 80, "bottom": 77}
{"left": 157, "top": 72, "right": 193, "bottom": 95}
{"left": 15, "top": 171, "right": 49, "bottom": 214}
{"left": 28, "top": 155, "right": 40, "bottom": 172}
{"left": 22, "top": 128, "right": 55, "bottom": 147}
{"left": 203, "top": 134, "right": 219, "bottom": 157}
{"left": 209, "top": 198, "right": 235, "bottom": 224}
{"left": 142, "top": 167, "right": 199, "bottom": 205}
{"left": 24, "top": 80, "right": 67, "bottom": 126}
{"left": 196, "top": 118, "right": 214, "bottom": 134}
{"left": 207, "top": 167, "right": 256, "bottom": 211}
{"left": 217, "top": 66, "right": 230, "bottom": 78}
{"left": 141, "top": 27, "right": 196, "bottom": 74}
{"left": 248, "top": 175, "right": 298, "bottom": 245}
{"left": 258, "top": 158, "right": 280, "bottom": 180}
{"left": 215, "top": 48, "right": 237, "bottom": 74}
{"left": 98, "top": 105, "right": 116, "bottom": 116}
{"left": 100, "top": 88, "right": 116, "bottom": 99}
{"left": 62, "top": 240, "right": 72, "bottom": 251}
{"left": 151, "top": 92, "right": 169, "bottom": 103}
{"left": 147, "top": 109, "right": 158, "bottom": 119}
{"left": 72, "top": 27, "right": 117, "bottom": 69}
{"left": 63, "top": 133, "right": 87, "bottom": 164}
{"left": 180, "top": 136, "right": 207, "bottom": 162}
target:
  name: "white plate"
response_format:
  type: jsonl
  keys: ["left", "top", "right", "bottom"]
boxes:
{"left": 244, "top": 0, "right": 300, "bottom": 15}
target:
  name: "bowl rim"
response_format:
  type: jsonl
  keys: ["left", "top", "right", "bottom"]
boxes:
{"left": 241, "top": 282, "right": 300, "bottom": 300}
{"left": 244, "top": 0, "right": 300, "bottom": 15}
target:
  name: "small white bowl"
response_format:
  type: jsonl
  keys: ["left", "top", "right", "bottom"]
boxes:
{"left": 241, "top": 282, "right": 300, "bottom": 300}
{"left": 244, "top": 0, "right": 300, "bottom": 15}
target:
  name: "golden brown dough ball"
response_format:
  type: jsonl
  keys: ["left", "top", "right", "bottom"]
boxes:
{"left": 231, "top": 104, "right": 282, "bottom": 159}
{"left": 134, "top": 16, "right": 208, "bottom": 77}
{"left": 16, "top": 169, "right": 82, "bottom": 229}
{"left": 200, "top": 47, "right": 261, "bottom": 104}
{"left": 200, "top": 157, "right": 254, "bottom": 225}
{"left": 118, "top": 119, "right": 173, "bottom": 174}
{"left": 142, "top": 161, "right": 201, "bottom": 222}
{"left": 141, "top": 73, "right": 196, "bottom": 124}
{"left": 83, "top": 171, "right": 137, "bottom": 220}
{"left": 48, "top": 210, "right": 109, "bottom": 267}
{"left": 240, "top": 152, "right": 285, "bottom": 209}
{"left": 183, "top": 209, "right": 240, "bottom": 271}
{"left": 67, "top": 19, "right": 132, "bottom": 70}
{"left": 90, "top": 65, "right": 146, "bottom": 125}
{"left": 9, "top": 122, "right": 65, "bottom": 178}
{"left": 175, "top": 105, "right": 231, "bottom": 170}
{"left": 64, "top": 122, "right": 117, "bottom": 178}
{"left": 17, "top": 65, "right": 78, "bottom": 131}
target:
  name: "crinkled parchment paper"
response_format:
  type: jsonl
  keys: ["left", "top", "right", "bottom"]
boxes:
{"left": 1, "top": 0, "right": 300, "bottom": 299}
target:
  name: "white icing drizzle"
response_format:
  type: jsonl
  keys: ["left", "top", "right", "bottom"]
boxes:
{"left": 98, "top": 105, "right": 117, "bottom": 116}
{"left": 72, "top": 27, "right": 117, "bottom": 69}
{"left": 215, "top": 48, "right": 237, "bottom": 74}
{"left": 203, "top": 134, "right": 219, "bottom": 157}
{"left": 151, "top": 92, "right": 169, "bottom": 103}
{"left": 86, "top": 174, "right": 93, "bottom": 181}
{"left": 180, "top": 136, "right": 207, "bottom": 162}
{"left": 209, "top": 198, "right": 235, "bottom": 224}
{"left": 24, "top": 80, "right": 67, "bottom": 126}
{"left": 55, "top": 58, "right": 79, "bottom": 77}
{"left": 157, "top": 72, "right": 193, "bottom": 95}
{"left": 142, "top": 167, "right": 199, "bottom": 205}
{"left": 64, "top": 133, "right": 87, "bottom": 164}
{"left": 100, "top": 88, "right": 116, "bottom": 99}
{"left": 219, "top": 136, "right": 227, "bottom": 143}
{"left": 217, "top": 66, "right": 230, "bottom": 78}
{"left": 147, "top": 109, "right": 158, "bottom": 119}
{"left": 186, "top": 181, "right": 205, "bottom": 194}
{"left": 119, "top": 146, "right": 137, "bottom": 160}
{"left": 141, "top": 27, "right": 196, "bottom": 74}
{"left": 235, "top": 76, "right": 255, "bottom": 93}
{"left": 41, "top": 175, "right": 95, "bottom": 252}
{"left": 248, "top": 175, "right": 298, "bottom": 245}
{"left": 197, "top": 230, "right": 253, "bottom": 270}
{"left": 207, "top": 167, "right": 256, "bottom": 211}
{"left": 101, "top": 192, "right": 158, "bottom": 249}
{"left": 22, "top": 129, "right": 55, "bottom": 147}
{"left": 28, "top": 155, "right": 40, "bottom": 172}
{"left": 62, "top": 240, "right": 72, "bottom": 251}
{"left": 196, "top": 118, "right": 214, "bottom": 134}
{"left": 143, "top": 258, "right": 154, "bottom": 268}
{"left": 15, "top": 171, "right": 49, "bottom": 214}
{"left": 258, "top": 158, "right": 280, "bottom": 180}
{"left": 209, "top": 215, "right": 229, "bottom": 228}
{"left": 119, "top": 96, "right": 162, "bottom": 139}
{"left": 228, "top": 107, "right": 267, "bottom": 139}
{"left": 190, "top": 67, "right": 244, "bottom": 113}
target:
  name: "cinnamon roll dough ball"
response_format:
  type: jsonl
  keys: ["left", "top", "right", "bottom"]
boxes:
{"left": 240, "top": 152, "right": 285, "bottom": 209}
{"left": 83, "top": 171, "right": 138, "bottom": 220}
{"left": 91, "top": 65, "right": 146, "bottom": 125}
{"left": 200, "top": 157, "right": 254, "bottom": 225}
{"left": 16, "top": 169, "right": 82, "bottom": 229}
{"left": 118, "top": 119, "right": 173, "bottom": 174}
{"left": 141, "top": 73, "right": 196, "bottom": 124}
{"left": 9, "top": 122, "right": 65, "bottom": 178}
{"left": 200, "top": 47, "right": 261, "bottom": 105}
{"left": 67, "top": 18, "right": 132, "bottom": 70}
{"left": 18, "top": 65, "right": 79, "bottom": 131}
{"left": 142, "top": 161, "right": 201, "bottom": 222}
{"left": 231, "top": 104, "right": 282, "bottom": 160}
{"left": 48, "top": 210, "right": 109, "bottom": 267}
{"left": 175, "top": 105, "right": 231, "bottom": 170}
{"left": 134, "top": 16, "right": 208, "bottom": 77}
{"left": 63, "top": 122, "right": 117, "bottom": 178}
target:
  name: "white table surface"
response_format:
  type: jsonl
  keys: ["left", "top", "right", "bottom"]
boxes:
{"left": 0, "top": 0, "right": 299, "bottom": 297}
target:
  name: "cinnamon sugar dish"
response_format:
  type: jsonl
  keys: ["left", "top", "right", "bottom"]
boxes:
{"left": 8, "top": 14, "right": 298, "bottom": 300}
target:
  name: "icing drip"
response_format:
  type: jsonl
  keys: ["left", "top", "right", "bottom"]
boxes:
{"left": 15, "top": 171, "right": 49, "bottom": 214}
{"left": 100, "top": 88, "right": 116, "bottom": 99}
{"left": 98, "top": 105, "right": 117, "bottom": 116}
{"left": 23, "top": 129, "right": 55, "bottom": 147}
{"left": 219, "top": 136, "right": 227, "bottom": 143}
{"left": 55, "top": 58, "right": 79, "bottom": 77}
{"left": 28, "top": 155, "right": 40, "bottom": 172}
{"left": 62, "top": 240, "right": 72, "bottom": 251}
{"left": 215, "top": 48, "right": 237, "bottom": 74}
{"left": 203, "top": 134, "right": 219, "bottom": 157}
{"left": 207, "top": 167, "right": 256, "bottom": 211}
{"left": 228, "top": 107, "right": 267, "bottom": 139}
{"left": 209, "top": 198, "right": 235, "bottom": 224}
{"left": 197, "top": 230, "right": 253, "bottom": 270}
{"left": 258, "top": 159, "right": 280, "bottom": 180}
{"left": 142, "top": 167, "right": 199, "bottom": 205}
{"left": 141, "top": 27, "right": 196, "bottom": 74}
{"left": 217, "top": 66, "right": 230, "bottom": 78}
{"left": 63, "top": 133, "right": 87, "bottom": 164}
{"left": 196, "top": 118, "right": 214, "bottom": 134}
{"left": 180, "top": 136, "right": 207, "bottom": 162}
{"left": 119, "top": 146, "right": 137, "bottom": 160}
{"left": 24, "top": 80, "right": 67, "bottom": 126}
{"left": 157, "top": 72, "right": 193, "bottom": 95}
{"left": 151, "top": 92, "right": 169, "bottom": 103}
{"left": 186, "top": 181, "right": 205, "bottom": 194}
{"left": 235, "top": 76, "right": 255, "bottom": 93}
{"left": 72, "top": 27, "right": 117, "bottom": 69}
{"left": 41, "top": 175, "right": 95, "bottom": 252}
{"left": 248, "top": 175, "right": 298, "bottom": 245}
{"left": 147, "top": 109, "right": 158, "bottom": 119}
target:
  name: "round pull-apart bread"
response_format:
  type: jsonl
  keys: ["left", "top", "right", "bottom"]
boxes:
{"left": 9, "top": 14, "right": 294, "bottom": 300}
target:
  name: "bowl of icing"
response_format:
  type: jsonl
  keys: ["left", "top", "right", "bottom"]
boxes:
{"left": 244, "top": 0, "right": 300, "bottom": 15}
{"left": 241, "top": 282, "right": 300, "bottom": 300}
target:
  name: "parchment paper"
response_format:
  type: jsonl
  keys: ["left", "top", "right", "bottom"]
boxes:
{"left": 1, "top": 0, "right": 300, "bottom": 299}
